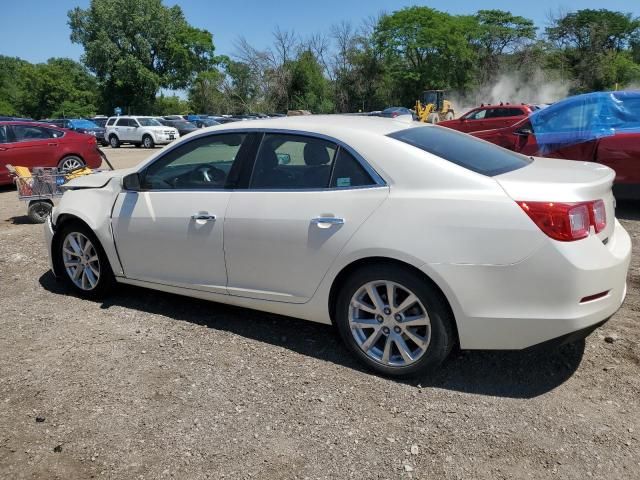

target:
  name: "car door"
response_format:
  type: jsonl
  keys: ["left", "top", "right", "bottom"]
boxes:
{"left": 111, "top": 132, "right": 252, "bottom": 293}
{"left": 596, "top": 133, "right": 640, "bottom": 184}
{"left": 0, "top": 124, "right": 13, "bottom": 183}
{"left": 459, "top": 109, "right": 488, "bottom": 132}
{"left": 114, "top": 118, "right": 132, "bottom": 141}
{"left": 5, "top": 124, "right": 65, "bottom": 170}
{"left": 224, "top": 132, "right": 389, "bottom": 303}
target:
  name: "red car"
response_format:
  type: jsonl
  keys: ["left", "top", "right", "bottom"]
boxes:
{"left": 0, "top": 121, "right": 102, "bottom": 186}
{"left": 438, "top": 103, "right": 535, "bottom": 133}
{"left": 472, "top": 91, "right": 640, "bottom": 199}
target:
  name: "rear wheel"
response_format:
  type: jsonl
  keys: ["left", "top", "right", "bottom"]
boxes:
{"left": 58, "top": 155, "right": 85, "bottom": 172}
{"left": 335, "top": 264, "right": 455, "bottom": 377}
{"left": 55, "top": 222, "right": 115, "bottom": 299}
{"left": 445, "top": 111, "right": 455, "bottom": 120}
{"left": 428, "top": 113, "right": 439, "bottom": 124}
{"left": 109, "top": 135, "right": 120, "bottom": 148}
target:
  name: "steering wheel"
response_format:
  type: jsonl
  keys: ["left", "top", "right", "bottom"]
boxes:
{"left": 192, "top": 164, "right": 226, "bottom": 184}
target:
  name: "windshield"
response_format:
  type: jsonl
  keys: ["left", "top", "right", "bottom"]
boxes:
{"left": 423, "top": 92, "right": 438, "bottom": 104}
{"left": 70, "top": 119, "right": 99, "bottom": 129}
{"left": 388, "top": 126, "right": 531, "bottom": 176}
{"left": 137, "top": 117, "right": 162, "bottom": 127}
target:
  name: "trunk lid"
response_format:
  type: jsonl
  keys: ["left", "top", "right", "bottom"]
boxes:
{"left": 495, "top": 157, "right": 616, "bottom": 241}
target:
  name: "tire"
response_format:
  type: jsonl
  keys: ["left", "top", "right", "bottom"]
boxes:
{"left": 58, "top": 155, "right": 85, "bottom": 172}
{"left": 142, "top": 135, "right": 154, "bottom": 149}
{"left": 445, "top": 111, "right": 455, "bottom": 121}
{"left": 55, "top": 221, "right": 115, "bottom": 299}
{"left": 109, "top": 135, "right": 120, "bottom": 148}
{"left": 335, "top": 264, "right": 455, "bottom": 377}
{"left": 27, "top": 200, "right": 53, "bottom": 224}
{"left": 428, "top": 113, "right": 439, "bottom": 124}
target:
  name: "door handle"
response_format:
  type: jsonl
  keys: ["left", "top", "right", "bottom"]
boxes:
{"left": 191, "top": 212, "right": 216, "bottom": 221}
{"left": 48, "top": 143, "right": 58, "bottom": 147}
{"left": 311, "top": 217, "right": 345, "bottom": 227}
{"left": 0, "top": 147, "right": 7, "bottom": 151}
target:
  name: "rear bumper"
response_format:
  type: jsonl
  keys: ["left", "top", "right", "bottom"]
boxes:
{"left": 427, "top": 219, "right": 631, "bottom": 350}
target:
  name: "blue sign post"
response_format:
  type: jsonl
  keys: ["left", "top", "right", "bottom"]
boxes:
{"left": 114, "top": 107, "right": 122, "bottom": 116}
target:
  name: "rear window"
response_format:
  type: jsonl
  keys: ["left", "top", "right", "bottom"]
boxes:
{"left": 388, "top": 126, "right": 531, "bottom": 176}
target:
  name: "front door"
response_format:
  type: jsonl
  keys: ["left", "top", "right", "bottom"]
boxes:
{"left": 5, "top": 124, "right": 65, "bottom": 170}
{"left": 111, "top": 132, "right": 250, "bottom": 293}
{"left": 224, "top": 133, "right": 389, "bottom": 303}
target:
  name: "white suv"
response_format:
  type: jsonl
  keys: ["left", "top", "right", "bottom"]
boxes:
{"left": 105, "top": 116, "right": 179, "bottom": 148}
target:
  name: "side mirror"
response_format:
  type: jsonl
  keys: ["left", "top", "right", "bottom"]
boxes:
{"left": 122, "top": 172, "right": 142, "bottom": 191}
{"left": 515, "top": 127, "right": 533, "bottom": 136}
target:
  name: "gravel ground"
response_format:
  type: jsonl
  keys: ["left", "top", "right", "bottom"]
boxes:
{"left": 1, "top": 147, "right": 639, "bottom": 479}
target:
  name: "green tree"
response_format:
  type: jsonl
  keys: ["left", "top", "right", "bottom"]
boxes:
{"left": 152, "top": 94, "right": 191, "bottom": 115}
{"left": 473, "top": 10, "right": 536, "bottom": 82}
{"left": 68, "top": 0, "right": 216, "bottom": 114}
{"left": 546, "top": 9, "right": 640, "bottom": 90}
{"left": 289, "top": 50, "right": 333, "bottom": 113}
{"left": 17, "top": 58, "right": 99, "bottom": 119}
{"left": 188, "top": 70, "right": 230, "bottom": 114}
{"left": 373, "top": 7, "right": 477, "bottom": 107}
{"left": 0, "top": 56, "right": 29, "bottom": 116}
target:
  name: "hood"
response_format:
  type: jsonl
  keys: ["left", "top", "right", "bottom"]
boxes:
{"left": 61, "top": 168, "right": 132, "bottom": 190}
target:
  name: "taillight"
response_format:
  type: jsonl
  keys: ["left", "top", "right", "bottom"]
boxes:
{"left": 87, "top": 136, "right": 96, "bottom": 145}
{"left": 517, "top": 201, "right": 607, "bottom": 241}
{"left": 591, "top": 199, "right": 606, "bottom": 233}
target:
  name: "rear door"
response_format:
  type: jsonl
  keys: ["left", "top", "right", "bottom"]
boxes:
{"left": 5, "top": 124, "right": 65, "bottom": 170}
{"left": 224, "top": 132, "right": 388, "bottom": 303}
{"left": 114, "top": 118, "right": 133, "bottom": 141}
{"left": 0, "top": 124, "right": 12, "bottom": 183}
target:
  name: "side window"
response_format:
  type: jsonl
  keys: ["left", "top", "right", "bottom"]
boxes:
{"left": 484, "top": 108, "right": 502, "bottom": 118}
{"left": 46, "top": 128, "right": 65, "bottom": 139}
{"left": 0, "top": 125, "right": 7, "bottom": 143}
{"left": 106, "top": 118, "right": 115, "bottom": 126}
{"left": 466, "top": 109, "right": 487, "bottom": 120}
{"left": 13, "top": 125, "right": 54, "bottom": 142}
{"left": 250, "top": 134, "right": 337, "bottom": 189}
{"left": 115, "top": 118, "right": 129, "bottom": 127}
{"left": 507, "top": 108, "right": 525, "bottom": 116}
{"left": 330, "top": 149, "right": 375, "bottom": 188}
{"left": 142, "top": 133, "right": 246, "bottom": 190}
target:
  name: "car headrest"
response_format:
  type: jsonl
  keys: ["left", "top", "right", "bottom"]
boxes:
{"left": 304, "top": 143, "right": 331, "bottom": 166}
{"left": 258, "top": 147, "right": 279, "bottom": 169}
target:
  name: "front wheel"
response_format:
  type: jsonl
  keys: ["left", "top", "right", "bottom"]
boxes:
{"left": 335, "top": 265, "right": 455, "bottom": 377}
{"left": 56, "top": 222, "right": 115, "bottom": 298}
{"left": 142, "top": 135, "right": 154, "bottom": 149}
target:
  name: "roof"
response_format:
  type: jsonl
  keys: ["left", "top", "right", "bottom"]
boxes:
{"left": 215, "top": 114, "right": 418, "bottom": 138}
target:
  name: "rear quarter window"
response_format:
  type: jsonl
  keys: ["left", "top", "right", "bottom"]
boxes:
{"left": 388, "top": 126, "right": 531, "bottom": 176}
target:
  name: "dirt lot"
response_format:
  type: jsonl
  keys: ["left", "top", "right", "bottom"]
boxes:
{"left": 1, "top": 146, "right": 639, "bottom": 479}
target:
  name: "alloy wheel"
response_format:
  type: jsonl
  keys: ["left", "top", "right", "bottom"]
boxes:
{"left": 60, "top": 157, "right": 83, "bottom": 172}
{"left": 349, "top": 280, "right": 431, "bottom": 367}
{"left": 62, "top": 232, "right": 101, "bottom": 291}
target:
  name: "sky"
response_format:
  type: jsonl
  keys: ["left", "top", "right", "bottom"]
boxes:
{"left": 1, "top": 0, "right": 639, "bottom": 64}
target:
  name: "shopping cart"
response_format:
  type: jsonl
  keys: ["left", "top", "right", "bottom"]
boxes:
{"left": 7, "top": 149, "right": 114, "bottom": 224}
{"left": 7, "top": 165, "right": 87, "bottom": 223}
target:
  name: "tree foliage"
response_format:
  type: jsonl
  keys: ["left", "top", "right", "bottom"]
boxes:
{"left": 68, "top": 0, "right": 216, "bottom": 113}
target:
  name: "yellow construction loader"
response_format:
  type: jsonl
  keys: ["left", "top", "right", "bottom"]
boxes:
{"left": 415, "top": 90, "right": 455, "bottom": 123}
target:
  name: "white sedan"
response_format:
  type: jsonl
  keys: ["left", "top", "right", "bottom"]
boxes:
{"left": 44, "top": 115, "right": 631, "bottom": 376}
